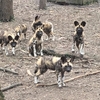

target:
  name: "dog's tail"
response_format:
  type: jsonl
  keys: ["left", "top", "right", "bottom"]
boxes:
{"left": 27, "top": 70, "right": 34, "bottom": 76}
{"left": 35, "top": 15, "right": 40, "bottom": 21}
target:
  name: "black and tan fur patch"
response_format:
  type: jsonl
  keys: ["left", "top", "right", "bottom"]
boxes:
{"left": 2, "top": 31, "right": 19, "bottom": 55}
{"left": 28, "top": 27, "right": 44, "bottom": 56}
{"left": 15, "top": 24, "right": 27, "bottom": 41}
{"left": 33, "top": 56, "right": 74, "bottom": 87}
{"left": 31, "top": 15, "right": 42, "bottom": 32}
{"left": 72, "top": 21, "right": 86, "bottom": 56}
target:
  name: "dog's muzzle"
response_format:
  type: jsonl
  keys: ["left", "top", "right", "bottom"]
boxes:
{"left": 11, "top": 42, "right": 17, "bottom": 47}
{"left": 65, "top": 65, "right": 72, "bottom": 72}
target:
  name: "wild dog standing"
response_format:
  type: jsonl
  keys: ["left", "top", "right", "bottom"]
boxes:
{"left": 15, "top": 24, "right": 27, "bottom": 41}
{"left": 42, "top": 21, "right": 55, "bottom": 41}
{"left": 28, "top": 27, "right": 44, "bottom": 57}
{"left": 31, "top": 15, "right": 55, "bottom": 41}
{"left": 34, "top": 56, "right": 74, "bottom": 87}
{"left": 3, "top": 31, "right": 19, "bottom": 55}
{"left": 72, "top": 21, "right": 86, "bottom": 56}
{"left": 31, "top": 15, "right": 43, "bottom": 32}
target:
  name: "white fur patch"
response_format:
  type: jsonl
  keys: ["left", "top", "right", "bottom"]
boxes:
{"left": 33, "top": 44, "right": 37, "bottom": 57}
{"left": 40, "top": 50, "right": 43, "bottom": 56}
{"left": 34, "top": 76, "right": 39, "bottom": 84}
{"left": 17, "top": 32, "right": 20, "bottom": 36}
{"left": 12, "top": 47, "right": 15, "bottom": 55}
{"left": 5, "top": 47, "right": 8, "bottom": 55}
{"left": 57, "top": 73, "right": 62, "bottom": 87}
{"left": 80, "top": 44, "right": 84, "bottom": 55}
{"left": 72, "top": 44, "right": 75, "bottom": 52}
{"left": 27, "top": 70, "right": 33, "bottom": 76}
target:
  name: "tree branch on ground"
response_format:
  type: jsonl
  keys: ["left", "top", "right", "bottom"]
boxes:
{"left": 1, "top": 83, "right": 23, "bottom": 92}
{"left": 36, "top": 70, "right": 100, "bottom": 87}
{"left": 0, "top": 67, "right": 18, "bottom": 75}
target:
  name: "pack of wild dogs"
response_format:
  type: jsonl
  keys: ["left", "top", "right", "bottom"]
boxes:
{"left": 0, "top": 15, "right": 86, "bottom": 87}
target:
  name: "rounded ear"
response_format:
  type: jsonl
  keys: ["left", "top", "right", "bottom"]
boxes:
{"left": 8, "top": 36, "right": 13, "bottom": 41}
{"left": 61, "top": 56, "right": 67, "bottom": 63}
{"left": 81, "top": 21, "right": 86, "bottom": 27}
{"left": 15, "top": 35, "right": 19, "bottom": 40}
{"left": 74, "top": 21, "right": 79, "bottom": 26}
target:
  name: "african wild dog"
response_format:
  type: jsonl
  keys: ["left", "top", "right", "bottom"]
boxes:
{"left": 31, "top": 15, "right": 55, "bottom": 41}
{"left": 28, "top": 27, "right": 44, "bottom": 57}
{"left": 42, "top": 21, "right": 55, "bottom": 41}
{"left": 2, "top": 31, "right": 19, "bottom": 55}
{"left": 34, "top": 56, "right": 74, "bottom": 87}
{"left": 15, "top": 24, "right": 27, "bottom": 41}
{"left": 72, "top": 21, "right": 86, "bottom": 56}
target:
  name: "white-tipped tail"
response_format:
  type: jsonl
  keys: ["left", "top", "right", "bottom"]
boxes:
{"left": 27, "top": 70, "right": 33, "bottom": 76}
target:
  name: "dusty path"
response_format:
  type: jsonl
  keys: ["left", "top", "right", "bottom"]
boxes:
{"left": 0, "top": 1, "right": 100, "bottom": 100}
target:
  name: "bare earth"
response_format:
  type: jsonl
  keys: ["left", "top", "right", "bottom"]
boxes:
{"left": 0, "top": 0, "right": 100, "bottom": 100}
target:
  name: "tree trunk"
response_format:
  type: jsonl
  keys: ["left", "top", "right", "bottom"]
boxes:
{"left": 39, "top": 0, "right": 47, "bottom": 9}
{"left": 0, "top": 0, "right": 14, "bottom": 22}
{"left": 0, "top": 87, "right": 5, "bottom": 100}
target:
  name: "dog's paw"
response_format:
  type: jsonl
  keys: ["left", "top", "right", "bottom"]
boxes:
{"left": 58, "top": 84, "right": 63, "bottom": 88}
{"left": 40, "top": 52, "right": 43, "bottom": 56}
{"left": 34, "top": 54, "right": 37, "bottom": 57}
{"left": 34, "top": 76, "right": 39, "bottom": 84}
{"left": 72, "top": 49, "right": 75, "bottom": 53}
{"left": 5, "top": 52, "right": 8, "bottom": 56}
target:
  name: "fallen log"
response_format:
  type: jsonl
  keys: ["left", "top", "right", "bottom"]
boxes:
{"left": 0, "top": 67, "right": 18, "bottom": 75}
{"left": 1, "top": 83, "right": 23, "bottom": 92}
{"left": 36, "top": 70, "right": 100, "bottom": 87}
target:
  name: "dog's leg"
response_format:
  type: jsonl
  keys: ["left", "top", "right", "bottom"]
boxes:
{"left": 17, "top": 32, "right": 20, "bottom": 36}
{"left": 57, "top": 72, "right": 62, "bottom": 87}
{"left": 80, "top": 44, "right": 84, "bottom": 55}
{"left": 24, "top": 32, "right": 26, "bottom": 39}
{"left": 40, "top": 37, "right": 43, "bottom": 56}
{"left": 72, "top": 43, "right": 75, "bottom": 53}
{"left": 61, "top": 72, "right": 65, "bottom": 86}
{"left": 72, "top": 36, "right": 76, "bottom": 53}
{"left": 12, "top": 47, "right": 15, "bottom": 55}
{"left": 34, "top": 75, "right": 39, "bottom": 84}
{"left": 45, "top": 35, "right": 49, "bottom": 40}
{"left": 1, "top": 43, "right": 5, "bottom": 50}
{"left": 51, "top": 32, "right": 55, "bottom": 41}
{"left": 4, "top": 46, "right": 8, "bottom": 55}
{"left": 33, "top": 44, "right": 37, "bottom": 57}
{"left": 34, "top": 67, "right": 42, "bottom": 84}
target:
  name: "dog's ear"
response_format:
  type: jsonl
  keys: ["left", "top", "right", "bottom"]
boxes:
{"left": 61, "top": 55, "right": 67, "bottom": 63}
{"left": 15, "top": 35, "right": 19, "bottom": 41}
{"left": 8, "top": 36, "right": 13, "bottom": 41}
{"left": 81, "top": 21, "right": 86, "bottom": 27}
{"left": 74, "top": 21, "right": 79, "bottom": 26}
{"left": 35, "top": 15, "right": 40, "bottom": 21}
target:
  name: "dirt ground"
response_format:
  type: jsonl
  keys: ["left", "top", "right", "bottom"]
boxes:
{"left": 0, "top": 0, "right": 100, "bottom": 100}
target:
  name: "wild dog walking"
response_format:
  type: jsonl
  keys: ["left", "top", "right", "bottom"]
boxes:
{"left": 15, "top": 24, "right": 27, "bottom": 41}
{"left": 72, "top": 21, "right": 86, "bottom": 56}
{"left": 2, "top": 31, "right": 19, "bottom": 55}
{"left": 42, "top": 21, "right": 55, "bottom": 41}
{"left": 28, "top": 27, "right": 44, "bottom": 57}
{"left": 31, "top": 15, "right": 55, "bottom": 41}
{"left": 34, "top": 56, "right": 74, "bottom": 87}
